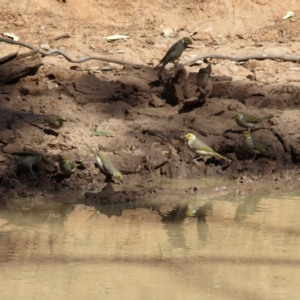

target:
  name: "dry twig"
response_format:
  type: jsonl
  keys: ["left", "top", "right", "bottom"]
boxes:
{"left": 182, "top": 53, "right": 300, "bottom": 65}
{"left": 0, "top": 38, "right": 143, "bottom": 69}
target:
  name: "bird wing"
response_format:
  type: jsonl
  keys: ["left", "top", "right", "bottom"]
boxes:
{"left": 252, "top": 139, "right": 265, "bottom": 152}
{"left": 97, "top": 152, "right": 120, "bottom": 177}
{"left": 191, "top": 138, "right": 212, "bottom": 151}
{"left": 253, "top": 141, "right": 275, "bottom": 157}
{"left": 159, "top": 42, "right": 178, "bottom": 64}
{"left": 200, "top": 146, "right": 214, "bottom": 152}
{"left": 197, "top": 73, "right": 209, "bottom": 88}
{"left": 243, "top": 115, "right": 259, "bottom": 123}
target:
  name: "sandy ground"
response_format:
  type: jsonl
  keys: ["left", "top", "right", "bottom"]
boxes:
{"left": 1, "top": 0, "right": 300, "bottom": 204}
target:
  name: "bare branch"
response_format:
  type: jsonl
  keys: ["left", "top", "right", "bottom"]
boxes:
{"left": 2, "top": 37, "right": 299, "bottom": 71}
{"left": 0, "top": 38, "right": 143, "bottom": 69}
{"left": 182, "top": 53, "right": 300, "bottom": 66}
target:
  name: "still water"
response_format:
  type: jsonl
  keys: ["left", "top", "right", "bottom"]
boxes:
{"left": 1, "top": 186, "right": 300, "bottom": 299}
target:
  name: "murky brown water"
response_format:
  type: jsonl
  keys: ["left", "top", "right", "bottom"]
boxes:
{"left": 1, "top": 189, "right": 300, "bottom": 300}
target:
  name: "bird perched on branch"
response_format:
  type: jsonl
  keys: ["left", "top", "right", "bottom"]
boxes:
{"left": 156, "top": 37, "right": 193, "bottom": 77}
{"left": 243, "top": 131, "right": 276, "bottom": 161}
{"left": 85, "top": 144, "right": 123, "bottom": 183}
{"left": 185, "top": 133, "right": 232, "bottom": 163}
{"left": 59, "top": 156, "right": 81, "bottom": 176}
{"left": 233, "top": 113, "right": 274, "bottom": 132}
{"left": 196, "top": 62, "right": 212, "bottom": 89}
{"left": 11, "top": 150, "right": 47, "bottom": 179}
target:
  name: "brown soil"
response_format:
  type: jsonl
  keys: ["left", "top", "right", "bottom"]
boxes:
{"left": 1, "top": 0, "right": 300, "bottom": 204}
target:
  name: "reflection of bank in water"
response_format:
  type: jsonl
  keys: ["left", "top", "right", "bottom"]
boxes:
{"left": 0, "top": 202, "right": 75, "bottom": 227}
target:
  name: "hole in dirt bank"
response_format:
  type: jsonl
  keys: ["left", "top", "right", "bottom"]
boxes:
{"left": 47, "top": 74, "right": 56, "bottom": 80}
{"left": 290, "top": 146, "right": 299, "bottom": 164}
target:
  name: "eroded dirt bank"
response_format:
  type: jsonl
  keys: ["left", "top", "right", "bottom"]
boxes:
{"left": 1, "top": 2, "right": 300, "bottom": 204}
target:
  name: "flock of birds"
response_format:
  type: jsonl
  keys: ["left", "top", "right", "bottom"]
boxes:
{"left": 157, "top": 37, "right": 276, "bottom": 164}
{"left": 185, "top": 112, "right": 275, "bottom": 165}
{"left": 5, "top": 116, "right": 123, "bottom": 182}
{"left": 5, "top": 37, "right": 276, "bottom": 182}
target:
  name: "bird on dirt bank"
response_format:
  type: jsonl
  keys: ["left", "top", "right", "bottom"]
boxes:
{"left": 185, "top": 133, "right": 232, "bottom": 163}
{"left": 232, "top": 113, "right": 274, "bottom": 132}
{"left": 59, "top": 156, "right": 81, "bottom": 176}
{"left": 156, "top": 37, "right": 193, "bottom": 77}
{"left": 243, "top": 131, "right": 276, "bottom": 161}
{"left": 196, "top": 62, "right": 212, "bottom": 89}
{"left": 11, "top": 150, "right": 48, "bottom": 179}
{"left": 43, "top": 115, "right": 67, "bottom": 130}
{"left": 85, "top": 144, "right": 123, "bottom": 183}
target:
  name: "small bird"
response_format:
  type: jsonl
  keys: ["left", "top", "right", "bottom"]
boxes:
{"left": 59, "top": 156, "right": 81, "bottom": 176}
{"left": 243, "top": 131, "right": 276, "bottom": 161}
{"left": 156, "top": 37, "right": 193, "bottom": 77}
{"left": 196, "top": 63, "right": 212, "bottom": 89}
{"left": 44, "top": 115, "right": 67, "bottom": 130}
{"left": 85, "top": 144, "right": 123, "bottom": 183}
{"left": 12, "top": 150, "right": 47, "bottom": 179}
{"left": 185, "top": 133, "right": 232, "bottom": 163}
{"left": 232, "top": 113, "right": 274, "bottom": 132}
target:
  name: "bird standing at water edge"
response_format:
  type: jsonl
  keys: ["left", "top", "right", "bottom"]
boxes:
{"left": 85, "top": 144, "right": 123, "bottom": 183}
{"left": 243, "top": 131, "right": 276, "bottom": 161}
{"left": 156, "top": 37, "right": 193, "bottom": 77}
{"left": 185, "top": 133, "right": 232, "bottom": 163}
{"left": 59, "top": 156, "right": 81, "bottom": 176}
{"left": 232, "top": 113, "right": 274, "bottom": 132}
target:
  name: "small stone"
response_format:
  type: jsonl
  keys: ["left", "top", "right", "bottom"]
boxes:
{"left": 13, "top": 20, "right": 25, "bottom": 26}
{"left": 40, "top": 43, "right": 50, "bottom": 50}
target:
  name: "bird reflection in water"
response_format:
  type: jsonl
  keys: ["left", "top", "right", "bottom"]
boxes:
{"left": 159, "top": 201, "right": 212, "bottom": 248}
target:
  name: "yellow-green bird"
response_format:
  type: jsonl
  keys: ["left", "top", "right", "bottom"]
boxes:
{"left": 85, "top": 144, "right": 123, "bottom": 183}
{"left": 185, "top": 133, "right": 232, "bottom": 163}
{"left": 44, "top": 115, "right": 67, "bottom": 130}
{"left": 12, "top": 150, "right": 47, "bottom": 179}
{"left": 243, "top": 131, "right": 276, "bottom": 161}
{"left": 156, "top": 37, "right": 193, "bottom": 77}
{"left": 232, "top": 113, "right": 274, "bottom": 132}
{"left": 59, "top": 156, "right": 81, "bottom": 176}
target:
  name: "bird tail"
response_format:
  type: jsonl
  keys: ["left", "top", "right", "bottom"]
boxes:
{"left": 157, "top": 64, "right": 164, "bottom": 77}
{"left": 34, "top": 119, "right": 46, "bottom": 124}
{"left": 85, "top": 144, "right": 97, "bottom": 157}
{"left": 266, "top": 151, "right": 276, "bottom": 159}
{"left": 260, "top": 114, "right": 274, "bottom": 121}
{"left": 155, "top": 60, "right": 162, "bottom": 68}
{"left": 213, "top": 152, "right": 232, "bottom": 163}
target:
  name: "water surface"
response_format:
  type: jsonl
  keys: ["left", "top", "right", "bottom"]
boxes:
{"left": 1, "top": 190, "right": 300, "bottom": 300}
